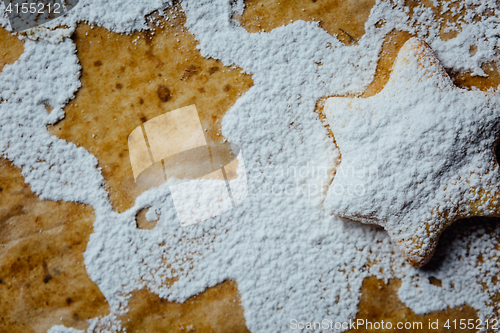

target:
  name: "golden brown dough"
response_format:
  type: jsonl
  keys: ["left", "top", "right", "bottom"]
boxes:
{"left": 0, "top": 158, "right": 109, "bottom": 332}
{"left": 2, "top": 0, "right": 499, "bottom": 331}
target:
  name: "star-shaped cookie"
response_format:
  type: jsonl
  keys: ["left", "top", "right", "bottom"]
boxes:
{"left": 324, "top": 38, "right": 500, "bottom": 267}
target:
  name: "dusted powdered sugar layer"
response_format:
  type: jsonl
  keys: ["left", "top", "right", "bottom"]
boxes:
{"left": 324, "top": 38, "right": 500, "bottom": 267}
{"left": 1, "top": 0, "right": 500, "bottom": 332}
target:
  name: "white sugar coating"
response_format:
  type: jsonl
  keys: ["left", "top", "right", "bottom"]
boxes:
{"left": 324, "top": 38, "right": 500, "bottom": 267}
{"left": 0, "top": 0, "right": 500, "bottom": 332}
{"left": 0, "top": 0, "right": 172, "bottom": 33}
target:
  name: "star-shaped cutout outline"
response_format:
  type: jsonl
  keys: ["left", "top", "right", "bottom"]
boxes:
{"left": 324, "top": 38, "right": 500, "bottom": 267}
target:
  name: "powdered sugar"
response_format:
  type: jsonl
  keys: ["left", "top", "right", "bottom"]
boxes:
{"left": 1, "top": 0, "right": 172, "bottom": 33}
{"left": 324, "top": 38, "right": 500, "bottom": 267}
{"left": 1, "top": 0, "right": 500, "bottom": 332}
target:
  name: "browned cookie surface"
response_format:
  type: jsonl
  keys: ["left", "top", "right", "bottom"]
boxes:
{"left": 0, "top": 158, "right": 109, "bottom": 333}
{"left": 48, "top": 7, "right": 253, "bottom": 213}
{"left": 2, "top": 0, "right": 500, "bottom": 331}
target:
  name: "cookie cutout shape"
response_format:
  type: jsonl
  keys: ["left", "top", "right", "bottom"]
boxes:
{"left": 324, "top": 38, "right": 500, "bottom": 267}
